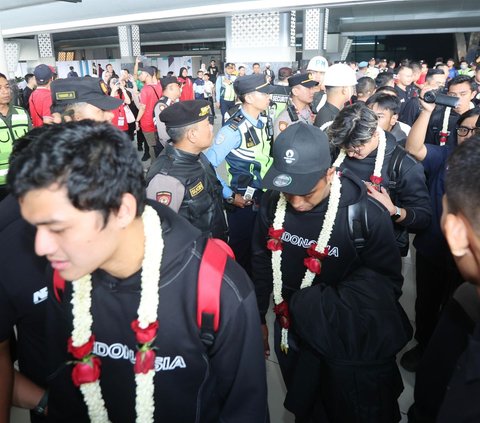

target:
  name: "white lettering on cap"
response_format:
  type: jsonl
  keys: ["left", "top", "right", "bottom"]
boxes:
{"left": 273, "top": 174, "right": 292, "bottom": 187}
{"left": 284, "top": 149, "right": 297, "bottom": 164}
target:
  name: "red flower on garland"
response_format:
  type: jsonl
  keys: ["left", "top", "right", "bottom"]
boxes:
{"left": 267, "top": 226, "right": 285, "bottom": 251}
{"left": 131, "top": 320, "right": 159, "bottom": 344}
{"left": 72, "top": 356, "right": 101, "bottom": 387}
{"left": 369, "top": 175, "right": 383, "bottom": 187}
{"left": 304, "top": 244, "right": 328, "bottom": 274}
{"left": 439, "top": 131, "right": 449, "bottom": 146}
{"left": 68, "top": 335, "right": 95, "bottom": 360}
{"left": 134, "top": 349, "right": 156, "bottom": 374}
{"left": 273, "top": 301, "right": 290, "bottom": 329}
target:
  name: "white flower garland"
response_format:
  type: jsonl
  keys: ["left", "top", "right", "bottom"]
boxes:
{"left": 270, "top": 150, "right": 346, "bottom": 351}
{"left": 372, "top": 128, "right": 386, "bottom": 181}
{"left": 70, "top": 205, "right": 164, "bottom": 423}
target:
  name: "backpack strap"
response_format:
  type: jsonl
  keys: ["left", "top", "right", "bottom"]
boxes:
{"left": 347, "top": 196, "right": 369, "bottom": 251}
{"left": 197, "top": 238, "right": 235, "bottom": 348}
{"left": 387, "top": 145, "right": 407, "bottom": 205}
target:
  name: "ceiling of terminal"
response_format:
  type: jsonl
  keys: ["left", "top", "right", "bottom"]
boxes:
{"left": 1, "top": 0, "right": 479, "bottom": 50}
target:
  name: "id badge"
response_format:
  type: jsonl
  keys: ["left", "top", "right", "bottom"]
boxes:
{"left": 118, "top": 116, "right": 125, "bottom": 127}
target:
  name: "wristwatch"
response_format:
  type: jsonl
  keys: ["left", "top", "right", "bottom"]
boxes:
{"left": 392, "top": 206, "right": 402, "bottom": 221}
{"left": 225, "top": 194, "right": 235, "bottom": 204}
{"left": 33, "top": 390, "right": 49, "bottom": 416}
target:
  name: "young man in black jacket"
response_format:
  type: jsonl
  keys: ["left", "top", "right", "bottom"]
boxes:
{"left": 328, "top": 103, "right": 431, "bottom": 257}
{"left": 8, "top": 121, "right": 268, "bottom": 423}
{"left": 251, "top": 123, "right": 411, "bottom": 423}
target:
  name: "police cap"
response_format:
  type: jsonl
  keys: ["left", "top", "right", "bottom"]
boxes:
{"left": 51, "top": 77, "right": 123, "bottom": 113}
{"left": 233, "top": 74, "right": 274, "bottom": 96}
{"left": 160, "top": 100, "right": 211, "bottom": 128}
{"left": 161, "top": 76, "right": 180, "bottom": 90}
{"left": 288, "top": 73, "right": 319, "bottom": 88}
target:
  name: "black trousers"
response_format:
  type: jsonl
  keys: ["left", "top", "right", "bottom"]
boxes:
{"left": 414, "top": 251, "right": 463, "bottom": 346}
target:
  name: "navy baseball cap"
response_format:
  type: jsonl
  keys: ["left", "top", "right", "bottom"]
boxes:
{"left": 51, "top": 77, "right": 123, "bottom": 112}
{"left": 288, "top": 73, "right": 319, "bottom": 88}
{"left": 234, "top": 74, "right": 275, "bottom": 96}
{"left": 34, "top": 64, "right": 54, "bottom": 84}
{"left": 139, "top": 66, "right": 156, "bottom": 77}
{"left": 263, "top": 123, "right": 332, "bottom": 195}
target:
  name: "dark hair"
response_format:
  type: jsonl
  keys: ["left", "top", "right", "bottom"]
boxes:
{"left": 8, "top": 121, "right": 145, "bottom": 224}
{"left": 0, "top": 72, "right": 6, "bottom": 80}
{"left": 69, "top": 66, "right": 74, "bottom": 71}
{"left": 328, "top": 102, "right": 378, "bottom": 148}
{"left": 366, "top": 92, "right": 401, "bottom": 114}
{"left": 24, "top": 73, "right": 34, "bottom": 83}
{"left": 253, "top": 63, "right": 260, "bottom": 67}
{"left": 445, "top": 135, "right": 480, "bottom": 231}
{"left": 435, "top": 63, "right": 448, "bottom": 70}
{"left": 375, "top": 86, "right": 398, "bottom": 96}
{"left": 178, "top": 67, "right": 188, "bottom": 78}
{"left": 374, "top": 72, "right": 394, "bottom": 88}
{"left": 410, "top": 61, "right": 421, "bottom": 72}
{"left": 448, "top": 74, "right": 475, "bottom": 91}
{"left": 356, "top": 77, "right": 376, "bottom": 96}
{"left": 397, "top": 65, "right": 413, "bottom": 73}
{"left": 457, "top": 107, "right": 480, "bottom": 127}
{"left": 426, "top": 68, "right": 445, "bottom": 80}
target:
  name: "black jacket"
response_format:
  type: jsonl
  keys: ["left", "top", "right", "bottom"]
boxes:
{"left": 45, "top": 201, "right": 268, "bottom": 423}
{"left": 339, "top": 132, "right": 431, "bottom": 231}
{"left": 313, "top": 102, "right": 340, "bottom": 129}
{"left": 146, "top": 144, "right": 228, "bottom": 241}
{"left": 252, "top": 169, "right": 405, "bottom": 324}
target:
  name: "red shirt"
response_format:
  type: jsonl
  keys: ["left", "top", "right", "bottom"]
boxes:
{"left": 111, "top": 100, "right": 129, "bottom": 132}
{"left": 28, "top": 87, "right": 52, "bottom": 127}
{"left": 178, "top": 77, "right": 194, "bottom": 102}
{"left": 139, "top": 83, "right": 163, "bottom": 132}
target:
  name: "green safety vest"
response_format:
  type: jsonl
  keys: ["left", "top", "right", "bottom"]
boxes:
{"left": 221, "top": 76, "right": 236, "bottom": 101}
{"left": 0, "top": 106, "right": 30, "bottom": 185}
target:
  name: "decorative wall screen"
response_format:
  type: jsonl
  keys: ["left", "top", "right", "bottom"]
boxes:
{"left": 4, "top": 42, "right": 19, "bottom": 73}
{"left": 231, "top": 12, "right": 280, "bottom": 48}
{"left": 304, "top": 8, "right": 320, "bottom": 50}
{"left": 38, "top": 33, "right": 53, "bottom": 58}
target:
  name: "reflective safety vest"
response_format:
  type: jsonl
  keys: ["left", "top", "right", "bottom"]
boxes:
{"left": 224, "top": 109, "right": 272, "bottom": 191}
{"left": 220, "top": 76, "right": 236, "bottom": 102}
{"left": 0, "top": 107, "right": 29, "bottom": 185}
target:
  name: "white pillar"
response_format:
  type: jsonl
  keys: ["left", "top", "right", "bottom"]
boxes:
{"left": 0, "top": 26, "right": 9, "bottom": 77}
{"left": 302, "top": 8, "right": 328, "bottom": 60}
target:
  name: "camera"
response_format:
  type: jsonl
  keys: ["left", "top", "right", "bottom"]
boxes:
{"left": 422, "top": 90, "right": 459, "bottom": 108}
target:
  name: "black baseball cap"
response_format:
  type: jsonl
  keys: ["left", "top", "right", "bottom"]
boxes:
{"left": 288, "top": 73, "right": 319, "bottom": 88}
{"left": 234, "top": 74, "right": 275, "bottom": 96}
{"left": 161, "top": 76, "right": 180, "bottom": 90}
{"left": 139, "top": 66, "right": 156, "bottom": 77}
{"left": 50, "top": 77, "right": 123, "bottom": 112}
{"left": 263, "top": 123, "right": 332, "bottom": 195}
{"left": 160, "top": 100, "right": 211, "bottom": 128}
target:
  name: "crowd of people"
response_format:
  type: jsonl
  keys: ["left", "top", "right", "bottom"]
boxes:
{"left": 0, "top": 52, "right": 480, "bottom": 423}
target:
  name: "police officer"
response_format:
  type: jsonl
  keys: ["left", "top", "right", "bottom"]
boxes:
{"left": 252, "top": 123, "right": 411, "bottom": 422}
{"left": 146, "top": 100, "right": 228, "bottom": 241}
{"left": 153, "top": 76, "right": 182, "bottom": 152}
{"left": 206, "top": 73, "right": 274, "bottom": 274}
{"left": 273, "top": 72, "right": 318, "bottom": 139}
{"left": 0, "top": 72, "right": 31, "bottom": 201}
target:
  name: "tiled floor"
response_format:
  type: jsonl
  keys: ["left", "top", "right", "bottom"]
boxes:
{"left": 10, "top": 120, "right": 418, "bottom": 422}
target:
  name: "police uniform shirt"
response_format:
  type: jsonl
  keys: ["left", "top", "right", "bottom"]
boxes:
{"left": 273, "top": 105, "right": 314, "bottom": 140}
{"left": 153, "top": 97, "right": 173, "bottom": 148}
{"left": 205, "top": 107, "right": 266, "bottom": 198}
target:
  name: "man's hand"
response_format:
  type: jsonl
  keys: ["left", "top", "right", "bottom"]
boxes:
{"left": 232, "top": 193, "right": 252, "bottom": 208}
{"left": 418, "top": 86, "right": 436, "bottom": 113}
{"left": 261, "top": 324, "right": 270, "bottom": 358}
{"left": 365, "top": 183, "right": 396, "bottom": 215}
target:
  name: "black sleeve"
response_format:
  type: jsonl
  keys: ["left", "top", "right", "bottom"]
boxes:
{"left": 251, "top": 193, "right": 274, "bottom": 324}
{"left": 360, "top": 198, "right": 404, "bottom": 293}
{"left": 399, "top": 98, "right": 420, "bottom": 127}
{"left": 0, "top": 281, "right": 15, "bottom": 342}
{"left": 211, "top": 259, "right": 269, "bottom": 423}
{"left": 395, "top": 156, "right": 432, "bottom": 230}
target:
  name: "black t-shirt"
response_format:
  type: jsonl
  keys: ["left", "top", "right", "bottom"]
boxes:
{"left": 0, "top": 195, "right": 50, "bottom": 387}
{"left": 313, "top": 102, "right": 340, "bottom": 129}
{"left": 22, "top": 86, "right": 34, "bottom": 111}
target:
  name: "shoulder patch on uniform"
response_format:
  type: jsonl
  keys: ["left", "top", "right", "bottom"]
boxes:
{"left": 279, "top": 121, "right": 289, "bottom": 132}
{"left": 156, "top": 191, "right": 172, "bottom": 206}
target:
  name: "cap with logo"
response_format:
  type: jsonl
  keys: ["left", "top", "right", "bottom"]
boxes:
{"left": 233, "top": 74, "right": 275, "bottom": 96}
{"left": 161, "top": 76, "right": 181, "bottom": 90}
{"left": 50, "top": 77, "right": 123, "bottom": 112}
{"left": 323, "top": 63, "right": 358, "bottom": 87}
{"left": 160, "top": 99, "right": 211, "bottom": 128}
{"left": 139, "top": 66, "right": 156, "bottom": 77}
{"left": 262, "top": 123, "right": 332, "bottom": 195}
{"left": 288, "top": 73, "right": 319, "bottom": 88}
{"left": 307, "top": 56, "right": 329, "bottom": 73}
{"left": 33, "top": 64, "right": 54, "bottom": 84}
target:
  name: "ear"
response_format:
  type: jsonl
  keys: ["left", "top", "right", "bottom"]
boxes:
{"left": 116, "top": 193, "right": 138, "bottom": 229}
{"left": 325, "top": 167, "right": 336, "bottom": 184}
{"left": 390, "top": 113, "right": 398, "bottom": 127}
{"left": 443, "top": 213, "right": 469, "bottom": 257}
